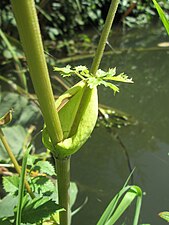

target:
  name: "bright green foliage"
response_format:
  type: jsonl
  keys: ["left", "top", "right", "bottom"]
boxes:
{"left": 16, "top": 148, "right": 30, "bottom": 225}
{"left": 159, "top": 211, "right": 169, "bottom": 222}
{"left": 54, "top": 65, "right": 133, "bottom": 94}
{"left": 152, "top": 0, "right": 169, "bottom": 35}
{"left": 43, "top": 65, "right": 133, "bottom": 158}
{"left": 1, "top": 158, "right": 63, "bottom": 224}
{"left": 3, "top": 175, "right": 20, "bottom": 195}
{"left": 31, "top": 160, "right": 56, "bottom": 176}
{"left": 96, "top": 185, "right": 142, "bottom": 225}
{"left": 20, "top": 195, "right": 61, "bottom": 224}
{"left": 42, "top": 80, "right": 98, "bottom": 158}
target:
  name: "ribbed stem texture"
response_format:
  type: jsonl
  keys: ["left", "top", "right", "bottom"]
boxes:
{"left": 11, "top": 0, "right": 63, "bottom": 143}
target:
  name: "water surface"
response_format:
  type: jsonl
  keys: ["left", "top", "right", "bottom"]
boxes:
{"left": 71, "top": 26, "right": 169, "bottom": 225}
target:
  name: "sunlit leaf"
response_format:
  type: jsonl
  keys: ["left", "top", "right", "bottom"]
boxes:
{"left": 105, "top": 73, "right": 133, "bottom": 83}
{"left": 96, "top": 69, "right": 107, "bottom": 77}
{"left": 101, "top": 81, "right": 119, "bottom": 94}
{"left": 96, "top": 185, "right": 142, "bottom": 225}
{"left": 3, "top": 175, "right": 20, "bottom": 195}
{"left": 152, "top": 0, "right": 169, "bottom": 35}
{"left": 87, "top": 77, "right": 103, "bottom": 88}
{"left": 159, "top": 211, "right": 169, "bottom": 222}
{"left": 35, "top": 161, "right": 56, "bottom": 176}
{"left": 54, "top": 65, "right": 73, "bottom": 76}
{"left": 104, "top": 68, "right": 116, "bottom": 77}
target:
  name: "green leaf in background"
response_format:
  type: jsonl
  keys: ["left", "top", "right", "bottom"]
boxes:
{"left": 30, "top": 176, "right": 55, "bottom": 196}
{"left": 0, "top": 92, "right": 40, "bottom": 126}
{"left": 0, "top": 125, "right": 27, "bottom": 162}
{"left": 3, "top": 175, "right": 20, "bottom": 195}
{"left": 70, "top": 182, "right": 78, "bottom": 208}
{"left": 21, "top": 196, "right": 62, "bottom": 223}
{"left": 159, "top": 211, "right": 169, "bottom": 222}
{"left": 0, "top": 218, "right": 13, "bottom": 225}
{"left": 0, "top": 195, "right": 18, "bottom": 219}
{"left": 152, "top": 0, "right": 169, "bottom": 35}
{"left": 34, "top": 160, "right": 56, "bottom": 176}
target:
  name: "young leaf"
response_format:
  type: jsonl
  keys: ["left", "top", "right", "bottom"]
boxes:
{"left": 101, "top": 81, "right": 119, "bottom": 94}
{"left": 104, "top": 73, "right": 133, "bottom": 83}
{"left": 54, "top": 65, "right": 73, "bottom": 77}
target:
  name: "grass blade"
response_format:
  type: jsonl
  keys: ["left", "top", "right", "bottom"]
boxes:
{"left": 16, "top": 148, "right": 30, "bottom": 225}
{"left": 96, "top": 185, "right": 142, "bottom": 225}
{"left": 152, "top": 0, "right": 169, "bottom": 35}
{"left": 96, "top": 186, "right": 131, "bottom": 225}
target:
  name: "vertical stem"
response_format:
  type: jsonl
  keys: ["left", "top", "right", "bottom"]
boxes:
{"left": 55, "top": 157, "right": 71, "bottom": 225}
{"left": 10, "top": 0, "right": 63, "bottom": 144}
{"left": 90, "top": 0, "right": 120, "bottom": 75}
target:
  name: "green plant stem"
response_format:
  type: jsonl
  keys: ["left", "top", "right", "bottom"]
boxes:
{"left": 55, "top": 157, "right": 71, "bottom": 225}
{"left": 90, "top": 0, "right": 120, "bottom": 75}
{"left": 0, "top": 29, "right": 27, "bottom": 91}
{"left": 0, "top": 128, "right": 35, "bottom": 199}
{"left": 11, "top": 0, "right": 63, "bottom": 144}
{"left": 16, "top": 149, "right": 29, "bottom": 225}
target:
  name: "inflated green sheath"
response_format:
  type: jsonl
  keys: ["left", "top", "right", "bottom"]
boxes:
{"left": 11, "top": 0, "right": 63, "bottom": 143}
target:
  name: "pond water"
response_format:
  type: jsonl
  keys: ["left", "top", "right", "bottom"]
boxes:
{"left": 70, "top": 25, "right": 169, "bottom": 225}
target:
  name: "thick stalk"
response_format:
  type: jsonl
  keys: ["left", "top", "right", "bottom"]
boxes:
{"left": 90, "top": 0, "right": 120, "bottom": 75}
{"left": 55, "top": 157, "right": 71, "bottom": 225}
{"left": 10, "top": 0, "right": 63, "bottom": 143}
{"left": 0, "top": 128, "right": 35, "bottom": 199}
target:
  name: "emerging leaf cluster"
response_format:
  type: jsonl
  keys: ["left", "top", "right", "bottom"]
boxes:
{"left": 54, "top": 65, "right": 133, "bottom": 94}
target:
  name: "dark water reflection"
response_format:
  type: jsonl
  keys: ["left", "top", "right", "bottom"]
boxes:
{"left": 71, "top": 26, "right": 169, "bottom": 225}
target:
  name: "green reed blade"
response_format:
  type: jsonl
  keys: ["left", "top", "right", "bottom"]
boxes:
{"left": 16, "top": 148, "right": 30, "bottom": 225}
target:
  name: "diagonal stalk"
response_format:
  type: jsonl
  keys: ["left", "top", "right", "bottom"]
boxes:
{"left": 90, "top": 0, "right": 120, "bottom": 75}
